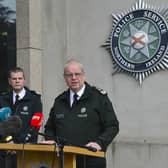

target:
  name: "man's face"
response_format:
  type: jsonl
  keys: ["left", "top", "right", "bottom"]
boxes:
{"left": 64, "top": 62, "right": 85, "bottom": 92}
{"left": 8, "top": 72, "right": 25, "bottom": 93}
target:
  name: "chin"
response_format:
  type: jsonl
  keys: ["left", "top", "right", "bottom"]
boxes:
{"left": 71, "top": 87, "right": 79, "bottom": 92}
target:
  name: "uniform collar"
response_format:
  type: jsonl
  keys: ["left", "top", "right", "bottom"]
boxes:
{"left": 13, "top": 88, "right": 26, "bottom": 102}
{"left": 69, "top": 84, "right": 85, "bottom": 106}
{"left": 70, "top": 84, "right": 85, "bottom": 99}
{"left": 60, "top": 82, "right": 91, "bottom": 101}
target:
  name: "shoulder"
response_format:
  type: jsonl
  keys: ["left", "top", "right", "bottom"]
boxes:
{"left": 55, "top": 90, "right": 67, "bottom": 100}
{"left": 30, "top": 90, "right": 41, "bottom": 97}
{"left": 0, "top": 92, "right": 11, "bottom": 107}
{"left": 0, "top": 91, "right": 10, "bottom": 96}
{"left": 0, "top": 91, "right": 11, "bottom": 99}
{"left": 94, "top": 87, "right": 107, "bottom": 95}
{"left": 25, "top": 88, "right": 41, "bottom": 99}
{"left": 87, "top": 83, "right": 107, "bottom": 96}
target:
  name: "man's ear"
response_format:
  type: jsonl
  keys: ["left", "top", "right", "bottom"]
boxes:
{"left": 8, "top": 78, "right": 11, "bottom": 86}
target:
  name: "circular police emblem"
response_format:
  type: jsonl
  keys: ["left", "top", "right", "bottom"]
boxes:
{"left": 81, "top": 107, "right": 86, "bottom": 113}
{"left": 103, "top": 0, "right": 168, "bottom": 84}
{"left": 23, "top": 106, "right": 28, "bottom": 111}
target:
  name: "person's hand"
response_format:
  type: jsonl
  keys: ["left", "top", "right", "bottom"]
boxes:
{"left": 85, "top": 142, "right": 102, "bottom": 151}
{"left": 6, "top": 141, "right": 17, "bottom": 155}
{"left": 40, "top": 140, "right": 56, "bottom": 144}
{"left": 7, "top": 150, "right": 17, "bottom": 155}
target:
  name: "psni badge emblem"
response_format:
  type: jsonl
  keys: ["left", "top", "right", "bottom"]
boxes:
{"left": 103, "top": 0, "right": 168, "bottom": 84}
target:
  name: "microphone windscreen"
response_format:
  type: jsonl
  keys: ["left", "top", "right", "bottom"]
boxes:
{"left": 6, "top": 115, "right": 22, "bottom": 131}
{"left": 0, "top": 115, "right": 22, "bottom": 137}
{"left": 30, "top": 112, "right": 43, "bottom": 129}
{"left": 24, "top": 113, "right": 43, "bottom": 143}
{"left": 0, "top": 107, "right": 12, "bottom": 121}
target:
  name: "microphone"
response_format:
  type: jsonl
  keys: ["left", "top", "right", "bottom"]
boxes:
{"left": 30, "top": 112, "right": 43, "bottom": 129}
{"left": 0, "top": 107, "right": 12, "bottom": 121}
{"left": 24, "top": 112, "right": 43, "bottom": 143}
{"left": 0, "top": 115, "right": 22, "bottom": 142}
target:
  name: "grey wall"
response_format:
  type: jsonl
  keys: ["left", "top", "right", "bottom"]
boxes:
{"left": 41, "top": 0, "right": 67, "bottom": 121}
{"left": 17, "top": 0, "right": 168, "bottom": 167}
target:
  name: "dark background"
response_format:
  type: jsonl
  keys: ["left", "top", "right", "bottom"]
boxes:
{"left": 0, "top": 0, "right": 16, "bottom": 93}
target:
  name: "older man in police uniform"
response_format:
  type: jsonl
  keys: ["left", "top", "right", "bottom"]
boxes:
{"left": 44, "top": 59, "right": 119, "bottom": 168}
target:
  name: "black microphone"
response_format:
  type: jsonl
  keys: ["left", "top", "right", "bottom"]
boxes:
{"left": 0, "top": 115, "right": 22, "bottom": 142}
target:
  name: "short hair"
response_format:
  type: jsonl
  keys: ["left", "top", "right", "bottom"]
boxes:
{"left": 8, "top": 67, "right": 25, "bottom": 78}
{"left": 64, "top": 59, "right": 85, "bottom": 74}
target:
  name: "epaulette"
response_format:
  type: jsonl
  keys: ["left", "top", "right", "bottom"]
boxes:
{"left": 93, "top": 86, "right": 107, "bottom": 95}
{"left": 0, "top": 92, "right": 8, "bottom": 96}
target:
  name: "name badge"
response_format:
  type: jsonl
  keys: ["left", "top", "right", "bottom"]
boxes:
{"left": 56, "top": 114, "right": 64, "bottom": 119}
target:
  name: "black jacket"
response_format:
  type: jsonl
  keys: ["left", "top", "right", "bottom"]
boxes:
{"left": 45, "top": 82, "right": 119, "bottom": 151}
{"left": 0, "top": 87, "right": 42, "bottom": 143}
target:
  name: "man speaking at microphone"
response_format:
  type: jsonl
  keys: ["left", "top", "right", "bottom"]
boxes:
{"left": 44, "top": 59, "right": 119, "bottom": 168}
{"left": 0, "top": 67, "right": 42, "bottom": 168}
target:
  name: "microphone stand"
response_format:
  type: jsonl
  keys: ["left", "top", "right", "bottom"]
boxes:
{"left": 58, "top": 142, "right": 64, "bottom": 168}
{"left": 55, "top": 136, "right": 68, "bottom": 168}
{"left": 37, "top": 132, "right": 98, "bottom": 168}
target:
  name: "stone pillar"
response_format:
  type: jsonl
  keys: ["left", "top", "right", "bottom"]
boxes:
{"left": 16, "top": 0, "right": 42, "bottom": 94}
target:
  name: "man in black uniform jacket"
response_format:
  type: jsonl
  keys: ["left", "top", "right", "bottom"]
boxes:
{"left": 43, "top": 59, "right": 119, "bottom": 168}
{"left": 0, "top": 67, "right": 42, "bottom": 168}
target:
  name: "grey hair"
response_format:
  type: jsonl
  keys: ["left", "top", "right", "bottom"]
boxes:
{"left": 64, "top": 58, "right": 85, "bottom": 73}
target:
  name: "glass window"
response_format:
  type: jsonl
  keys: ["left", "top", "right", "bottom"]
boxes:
{"left": 0, "top": 0, "right": 16, "bottom": 93}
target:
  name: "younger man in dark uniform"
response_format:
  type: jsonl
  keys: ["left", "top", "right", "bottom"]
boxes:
{"left": 0, "top": 67, "right": 42, "bottom": 168}
{"left": 43, "top": 59, "right": 119, "bottom": 168}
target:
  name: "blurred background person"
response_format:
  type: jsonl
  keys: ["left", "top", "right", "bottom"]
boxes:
{"left": 0, "top": 67, "right": 42, "bottom": 168}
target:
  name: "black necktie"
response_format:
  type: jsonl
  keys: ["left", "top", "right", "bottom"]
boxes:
{"left": 15, "top": 95, "right": 20, "bottom": 105}
{"left": 72, "top": 94, "right": 78, "bottom": 107}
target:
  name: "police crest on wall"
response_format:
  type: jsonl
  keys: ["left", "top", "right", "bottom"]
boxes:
{"left": 103, "top": 0, "right": 168, "bottom": 84}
